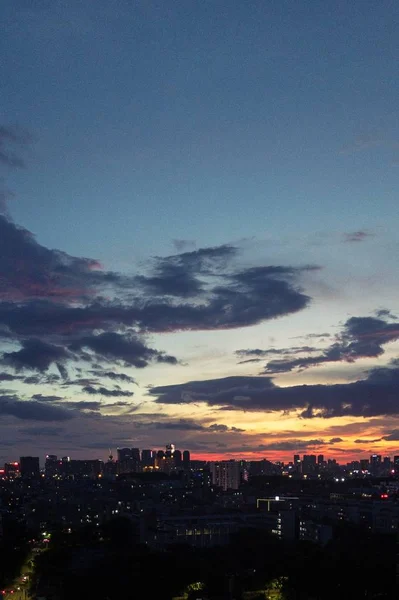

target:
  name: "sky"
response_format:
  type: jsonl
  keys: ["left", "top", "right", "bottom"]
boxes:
{"left": 1, "top": 0, "right": 399, "bottom": 465}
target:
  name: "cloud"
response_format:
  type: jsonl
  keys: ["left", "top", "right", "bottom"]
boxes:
{"left": 32, "top": 394, "right": 64, "bottom": 402}
{"left": 376, "top": 308, "right": 397, "bottom": 320}
{"left": 329, "top": 437, "right": 344, "bottom": 443}
{"left": 0, "top": 395, "right": 74, "bottom": 421}
{"left": 3, "top": 339, "right": 70, "bottom": 371}
{"left": 343, "top": 230, "right": 374, "bottom": 243}
{"left": 150, "top": 363, "right": 399, "bottom": 418}
{"left": 19, "top": 426, "right": 65, "bottom": 437}
{"left": 304, "top": 333, "right": 331, "bottom": 339}
{"left": 136, "top": 245, "right": 236, "bottom": 298}
{"left": 172, "top": 239, "right": 196, "bottom": 252}
{"left": 263, "top": 314, "right": 399, "bottom": 374}
{"left": 132, "top": 418, "right": 245, "bottom": 433}
{"left": 236, "top": 345, "right": 318, "bottom": 363}
{"left": 72, "top": 332, "right": 177, "bottom": 368}
{"left": 0, "top": 125, "right": 31, "bottom": 169}
{"left": 62, "top": 401, "right": 104, "bottom": 410}
{"left": 0, "top": 214, "right": 315, "bottom": 384}
{"left": 89, "top": 370, "right": 135, "bottom": 384}
{"left": 382, "top": 429, "right": 399, "bottom": 442}
{"left": 82, "top": 385, "right": 134, "bottom": 398}
{"left": 0, "top": 373, "right": 20, "bottom": 381}
{"left": 255, "top": 439, "right": 326, "bottom": 451}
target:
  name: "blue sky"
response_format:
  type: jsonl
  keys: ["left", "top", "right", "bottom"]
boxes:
{"left": 1, "top": 0, "right": 399, "bottom": 462}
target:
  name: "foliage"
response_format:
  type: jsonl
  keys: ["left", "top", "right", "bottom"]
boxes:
{"left": 29, "top": 518, "right": 398, "bottom": 600}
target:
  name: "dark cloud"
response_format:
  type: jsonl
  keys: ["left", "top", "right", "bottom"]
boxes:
{"left": 354, "top": 438, "right": 382, "bottom": 444}
{"left": 0, "top": 214, "right": 314, "bottom": 387}
{"left": 0, "top": 125, "right": 31, "bottom": 169}
{"left": 304, "top": 333, "right": 331, "bottom": 339}
{"left": 237, "top": 346, "right": 317, "bottom": 358}
{"left": 82, "top": 385, "right": 134, "bottom": 398}
{"left": 19, "top": 426, "right": 65, "bottom": 437}
{"left": 136, "top": 245, "right": 236, "bottom": 298}
{"left": 343, "top": 230, "right": 374, "bottom": 243}
{"left": 73, "top": 332, "right": 177, "bottom": 368}
{"left": 263, "top": 315, "right": 399, "bottom": 374}
{"left": 89, "top": 370, "right": 135, "bottom": 384}
{"left": 62, "top": 401, "right": 104, "bottom": 410}
{"left": 172, "top": 239, "right": 196, "bottom": 252}
{"left": 376, "top": 308, "right": 397, "bottom": 320}
{"left": 329, "top": 437, "right": 344, "bottom": 443}
{"left": 32, "top": 394, "right": 64, "bottom": 402}
{"left": 255, "top": 439, "right": 326, "bottom": 451}
{"left": 0, "top": 395, "right": 74, "bottom": 421}
{"left": 0, "top": 214, "right": 105, "bottom": 302}
{"left": 150, "top": 363, "right": 399, "bottom": 418}
{"left": 380, "top": 429, "right": 399, "bottom": 442}
{"left": 3, "top": 339, "right": 70, "bottom": 371}
{"left": 236, "top": 345, "right": 317, "bottom": 363}
{"left": 0, "top": 373, "right": 20, "bottom": 381}
{"left": 208, "top": 423, "right": 245, "bottom": 433}
{"left": 0, "top": 216, "right": 313, "bottom": 338}
{"left": 237, "top": 358, "right": 263, "bottom": 364}
{"left": 133, "top": 418, "right": 244, "bottom": 433}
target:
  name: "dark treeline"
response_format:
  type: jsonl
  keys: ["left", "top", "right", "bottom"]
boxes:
{"left": 0, "top": 515, "right": 30, "bottom": 589}
{"left": 28, "top": 516, "right": 397, "bottom": 600}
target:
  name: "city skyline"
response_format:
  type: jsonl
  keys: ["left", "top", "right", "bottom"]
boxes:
{"left": 1, "top": 1, "right": 399, "bottom": 463}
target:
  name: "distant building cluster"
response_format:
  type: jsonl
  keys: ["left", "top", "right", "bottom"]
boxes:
{"left": 0, "top": 444, "right": 192, "bottom": 481}
{"left": 1, "top": 451, "right": 398, "bottom": 484}
{"left": 1, "top": 449, "right": 399, "bottom": 555}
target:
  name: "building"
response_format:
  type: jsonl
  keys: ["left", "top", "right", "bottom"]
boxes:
{"left": 117, "top": 448, "right": 141, "bottom": 474}
{"left": 117, "top": 448, "right": 132, "bottom": 462}
{"left": 45, "top": 455, "right": 60, "bottom": 478}
{"left": 210, "top": 460, "right": 241, "bottom": 491}
{"left": 174, "top": 449, "right": 182, "bottom": 467}
{"left": 4, "top": 462, "right": 20, "bottom": 478}
{"left": 302, "top": 455, "right": 317, "bottom": 476}
{"left": 141, "top": 449, "right": 154, "bottom": 467}
{"left": 183, "top": 450, "right": 190, "bottom": 470}
{"left": 20, "top": 456, "right": 40, "bottom": 478}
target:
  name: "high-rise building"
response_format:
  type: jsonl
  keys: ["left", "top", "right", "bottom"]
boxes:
{"left": 116, "top": 448, "right": 141, "bottom": 474}
{"left": 302, "top": 455, "right": 317, "bottom": 475}
{"left": 360, "top": 459, "right": 369, "bottom": 471}
{"left": 131, "top": 448, "right": 141, "bottom": 462}
{"left": 20, "top": 456, "right": 40, "bottom": 479}
{"left": 117, "top": 448, "right": 132, "bottom": 462}
{"left": 210, "top": 460, "right": 241, "bottom": 491}
{"left": 165, "top": 443, "right": 175, "bottom": 458}
{"left": 4, "top": 462, "right": 20, "bottom": 478}
{"left": 174, "top": 449, "right": 182, "bottom": 467}
{"left": 183, "top": 450, "right": 190, "bottom": 470}
{"left": 317, "top": 454, "right": 324, "bottom": 465}
{"left": 141, "top": 449, "right": 154, "bottom": 467}
{"left": 383, "top": 456, "right": 391, "bottom": 468}
{"left": 45, "top": 455, "right": 59, "bottom": 478}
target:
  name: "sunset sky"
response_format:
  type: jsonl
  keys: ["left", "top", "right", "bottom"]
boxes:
{"left": 1, "top": 0, "right": 399, "bottom": 464}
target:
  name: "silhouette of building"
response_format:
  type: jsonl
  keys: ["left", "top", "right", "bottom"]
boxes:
{"left": 20, "top": 456, "right": 40, "bottom": 479}
{"left": 210, "top": 460, "right": 241, "bottom": 491}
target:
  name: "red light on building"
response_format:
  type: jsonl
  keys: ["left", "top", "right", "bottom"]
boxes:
{"left": 380, "top": 493, "right": 389, "bottom": 499}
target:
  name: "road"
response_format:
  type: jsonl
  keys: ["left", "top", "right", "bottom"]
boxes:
{"left": 2, "top": 554, "right": 34, "bottom": 600}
